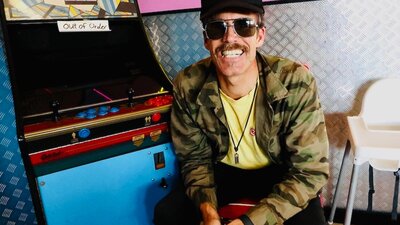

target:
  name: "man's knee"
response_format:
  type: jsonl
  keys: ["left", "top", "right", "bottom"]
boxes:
{"left": 284, "top": 197, "right": 327, "bottom": 225}
{"left": 153, "top": 188, "right": 200, "bottom": 225}
{"left": 153, "top": 198, "right": 170, "bottom": 225}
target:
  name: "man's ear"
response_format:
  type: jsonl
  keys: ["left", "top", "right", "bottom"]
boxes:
{"left": 203, "top": 32, "right": 212, "bottom": 50}
{"left": 256, "top": 26, "right": 266, "bottom": 47}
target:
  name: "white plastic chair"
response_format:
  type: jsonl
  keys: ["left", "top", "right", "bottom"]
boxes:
{"left": 328, "top": 78, "right": 400, "bottom": 225}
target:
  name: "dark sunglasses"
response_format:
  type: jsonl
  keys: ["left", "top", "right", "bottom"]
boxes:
{"left": 203, "top": 18, "right": 259, "bottom": 40}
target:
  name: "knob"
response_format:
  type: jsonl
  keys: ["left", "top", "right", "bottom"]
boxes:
{"left": 51, "top": 100, "right": 61, "bottom": 122}
{"left": 160, "top": 178, "right": 168, "bottom": 189}
{"left": 127, "top": 88, "right": 135, "bottom": 107}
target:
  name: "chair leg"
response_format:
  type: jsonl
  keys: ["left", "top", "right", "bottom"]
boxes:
{"left": 391, "top": 170, "right": 399, "bottom": 221}
{"left": 344, "top": 163, "right": 361, "bottom": 225}
{"left": 328, "top": 140, "right": 351, "bottom": 224}
{"left": 367, "top": 165, "right": 375, "bottom": 212}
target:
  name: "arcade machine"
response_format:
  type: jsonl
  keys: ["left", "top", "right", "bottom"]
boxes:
{"left": 0, "top": 1, "right": 178, "bottom": 224}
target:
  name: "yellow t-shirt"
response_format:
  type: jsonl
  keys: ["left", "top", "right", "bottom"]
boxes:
{"left": 220, "top": 86, "right": 270, "bottom": 169}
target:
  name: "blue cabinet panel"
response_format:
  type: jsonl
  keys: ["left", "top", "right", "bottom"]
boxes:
{"left": 36, "top": 142, "right": 178, "bottom": 225}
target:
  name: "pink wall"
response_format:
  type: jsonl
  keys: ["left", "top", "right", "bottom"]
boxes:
{"left": 138, "top": 0, "right": 199, "bottom": 14}
{"left": 137, "top": 0, "right": 277, "bottom": 14}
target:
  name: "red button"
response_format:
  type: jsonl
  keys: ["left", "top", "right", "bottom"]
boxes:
{"left": 152, "top": 113, "right": 161, "bottom": 122}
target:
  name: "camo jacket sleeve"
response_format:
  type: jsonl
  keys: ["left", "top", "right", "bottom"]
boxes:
{"left": 170, "top": 58, "right": 219, "bottom": 209}
{"left": 244, "top": 55, "right": 330, "bottom": 225}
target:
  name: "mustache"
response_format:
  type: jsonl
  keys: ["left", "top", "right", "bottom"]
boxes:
{"left": 214, "top": 43, "right": 249, "bottom": 55}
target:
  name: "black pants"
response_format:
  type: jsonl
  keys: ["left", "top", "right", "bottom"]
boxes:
{"left": 154, "top": 163, "right": 327, "bottom": 225}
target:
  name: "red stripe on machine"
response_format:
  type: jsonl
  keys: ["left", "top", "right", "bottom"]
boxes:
{"left": 29, "top": 123, "right": 168, "bottom": 166}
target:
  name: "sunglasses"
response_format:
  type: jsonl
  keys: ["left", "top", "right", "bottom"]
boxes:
{"left": 203, "top": 18, "right": 259, "bottom": 40}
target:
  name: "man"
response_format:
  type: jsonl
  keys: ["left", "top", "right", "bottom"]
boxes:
{"left": 154, "top": 0, "right": 329, "bottom": 224}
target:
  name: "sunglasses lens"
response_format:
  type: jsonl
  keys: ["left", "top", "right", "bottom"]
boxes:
{"left": 234, "top": 19, "right": 257, "bottom": 37}
{"left": 205, "top": 21, "right": 226, "bottom": 40}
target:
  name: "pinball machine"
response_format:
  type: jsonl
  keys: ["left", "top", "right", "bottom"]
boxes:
{"left": 0, "top": 1, "right": 178, "bottom": 225}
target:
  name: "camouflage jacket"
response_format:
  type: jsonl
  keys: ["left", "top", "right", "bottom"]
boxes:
{"left": 170, "top": 52, "right": 329, "bottom": 225}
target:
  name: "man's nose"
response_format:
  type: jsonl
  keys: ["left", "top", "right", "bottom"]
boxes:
{"left": 222, "top": 24, "right": 238, "bottom": 41}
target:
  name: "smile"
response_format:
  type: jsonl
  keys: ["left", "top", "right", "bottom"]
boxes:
{"left": 222, "top": 49, "right": 244, "bottom": 58}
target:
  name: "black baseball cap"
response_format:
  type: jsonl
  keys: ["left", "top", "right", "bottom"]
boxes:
{"left": 200, "top": 0, "right": 265, "bottom": 22}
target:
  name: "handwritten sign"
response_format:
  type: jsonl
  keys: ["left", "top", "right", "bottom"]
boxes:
{"left": 57, "top": 20, "right": 111, "bottom": 32}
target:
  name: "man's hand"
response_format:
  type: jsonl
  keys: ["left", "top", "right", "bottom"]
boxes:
{"left": 200, "top": 202, "right": 221, "bottom": 225}
{"left": 199, "top": 202, "right": 245, "bottom": 225}
{"left": 227, "top": 219, "right": 244, "bottom": 225}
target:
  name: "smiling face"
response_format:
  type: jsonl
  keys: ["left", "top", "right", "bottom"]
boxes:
{"left": 204, "top": 11, "right": 266, "bottom": 80}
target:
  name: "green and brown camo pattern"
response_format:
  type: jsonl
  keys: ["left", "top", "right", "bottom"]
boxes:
{"left": 171, "top": 52, "right": 329, "bottom": 225}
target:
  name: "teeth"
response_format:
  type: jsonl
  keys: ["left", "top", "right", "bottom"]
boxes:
{"left": 222, "top": 49, "right": 243, "bottom": 57}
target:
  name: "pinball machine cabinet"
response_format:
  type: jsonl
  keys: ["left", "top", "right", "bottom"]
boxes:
{"left": 0, "top": 1, "right": 178, "bottom": 225}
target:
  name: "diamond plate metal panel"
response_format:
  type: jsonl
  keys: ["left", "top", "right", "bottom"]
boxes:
{"left": 0, "top": 40, "right": 37, "bottom": 224}
{"left": 143, "top": 11, "right": 209, "bottom": 81}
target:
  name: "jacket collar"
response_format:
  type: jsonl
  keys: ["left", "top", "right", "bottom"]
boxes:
{"left": 196, "top": 61, "right": 220, "bottom": 108}
{"left": 257, "top": 53, "right": 289, "bottom": 102}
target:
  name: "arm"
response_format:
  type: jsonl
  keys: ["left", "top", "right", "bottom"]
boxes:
{"left": 201, "top": 202, "right": 222, "bottom": 225}
{"left": 246, "top": 68, "right": 329, "bottom": 224}
{"left": 170, "top": 71, "right": 219, "bottom": 220}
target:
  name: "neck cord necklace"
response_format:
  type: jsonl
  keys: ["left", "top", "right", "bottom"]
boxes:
{"left": 220, "top": 82, "right": 258, "bottom": 164}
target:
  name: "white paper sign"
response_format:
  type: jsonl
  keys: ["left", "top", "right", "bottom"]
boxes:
{"left": 57, "top": 20, "right": 111, "bottom": 32}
